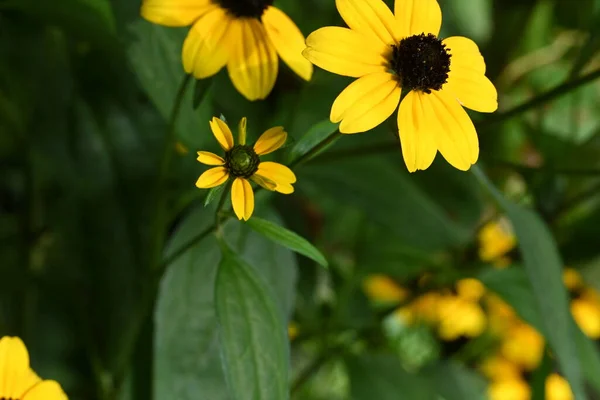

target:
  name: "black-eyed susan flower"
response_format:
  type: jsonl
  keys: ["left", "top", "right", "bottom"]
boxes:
{"left": 0, "top": 336, "right": 68, "bottom": 400}
{"left": 196, "top": 116, "right": 296, "bottom": 220}
{"left": 303, "top": 0, "right": 498, "bottom": 172}
{"left": 141, "top": 0, "right": 313, "bottom": 101}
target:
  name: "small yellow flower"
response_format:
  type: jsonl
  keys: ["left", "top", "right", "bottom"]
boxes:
{"left": 456, "top": 278, "right": 486, "bottom": 302}
{"left": 478, "top": 219, "right": 516, "bottom": 264}
{"left": 196, "top": 117, "right": 296, "bottom": 220}
{"left": 562, "top": 268, "right": 583, "bottom": 291}
{"left": 0, "top": 336, "right": 68, "bottom": 400}
{"left": 501, "top": 323, "right": 544, "bottom": 371}
{"left": 545, "top": 374, "right": 573, "bottom": 400}
{"left": 486, "top": 294, "right": 518, "bottom": 335}
{"left": 437, "top": 294, "right": 487, "bottom": 340}
{"left": 288, "top": 322, "right": 299, "bottom": 341}
{"left": 571, "top": 297, "right": 600, "bottom": 339}
{"left": 479, "top": 355, "right": 522, "bottom": 382}
{"left": 363, "top": 274, "right": 409, "bottom": 304}
{"left": 488, "top": 378, "right": 531, "bottom": 400}
{"left": 141, "top": 0, "right": 313, "bottom": 101}
{"left": 303, "top": 0, "right": 497, "bottom": 172}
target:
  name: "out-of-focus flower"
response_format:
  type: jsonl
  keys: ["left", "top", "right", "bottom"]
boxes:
{"left": 141, "top": 0, "right": 312, "bottom": 100}
{"left": 545, "top": 374, "right": 573, "bottom": 400}
{"left": 437, "top": 294, "right": 487, "bottom": 341}
{"left": 478, "top": 219, "right": 516, "bottom": 265}
{"left": 501, "top": 323, "right": 544, "bottom": 371}
{"left": 303, "top": 0, "right": 497, "bottom": 172}
{"left": 571, "top": 297, "right": 600, "bottom": 339}
{"left": 363, "top": 274, "right": 409, "bottom": 305}
{"left": 288, "top": 322, "right": 299, "bottom": 341}
{"left": 0, "top": 336, "right": 68, "bottom": 400}
{"left": 479, "top": 355, "right": 522, "bottom": 382}
{"left": 488, "top": 378, "right": 531, "bottom": 400}
{"left": 457, "top": 278, "right": 486, "bottom": 302}
{"left": 562, "top": 268, "right": 583, "bottom": 291}
{"left": 196, "top": 116, "right": 296, "bottom": 220}
{"left": 398, "top": 292, "right": 441, "bottom": 325}
{"left": 486, "top": 294, "right": 518, "bottom": 335}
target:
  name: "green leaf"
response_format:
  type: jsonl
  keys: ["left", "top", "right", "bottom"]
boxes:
{"left": 472, "top": 166, "right": 588, "bottom": 400}
{"left": 346, "top": 354, "right": 435, "bottom": 400}
{"left": 193, "top": 78, "right": 213, "bottom": 110}
{"left": 287, "top": 119, "right": 339, "bottom": 164}
{"left": 215, "top": 247, "right": 289, "bottom": 400}
{"left": 424, "top": 361, "right": 488, "bottom": 400}
{"left": 204, "top": 185, "right": 225, "bottom": 207}
{"left": 246, "top": 217, "right": 328, "bottom": 268}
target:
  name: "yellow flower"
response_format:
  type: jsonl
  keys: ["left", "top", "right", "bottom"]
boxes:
{"left": 545, "top": 374, "right": 573, "bottom": 400}
{"left": 478, "top": 219, "right": 516, "bottom": 264}
{"left": 562, "top": 268, "right": 583, "bottom": 291}
{"left": 196, "top": 117, "right": 296, "bottom": 220}
{"left": 486, "top": 294, "right": 518, "bottom": 334}
{"left": 479, "top": 355, "right": 522, "bottom": 382}
{"left": 303, "top": 0, "right": 497, "bottom": 172}
{"left": 571, "top": 297, "right": 600, "bottom": 339}
{"left": 456, "top": 278, "right": 486, "bottom": 302}
{"left": 437, "top": 294, "right": 486, "bottom": 340}
{"left": 0, "top": 336, "right": 68, "bottom": 400}
{"left": 141, "top": 0, "right": 313, "bottom": 101}
{"left": 501, "top": 323, "right": 544, "bottom": 371}
{"left": 363, "top": 274, "right": 409, "bottom": 305}
{"left": 488, "top": 378, "right": 531, "bottom": 400}
{"left": 288, "top": 322, "right": 299, "bottom": 341}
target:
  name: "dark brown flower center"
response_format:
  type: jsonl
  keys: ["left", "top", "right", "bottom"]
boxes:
{"left": 225, "top": 145, "right": 260, "bottom": 178}
{"left": 391, "top": 33, "right": 451, "bottom": 93}
{"left": 213, "top": 0, "right": 274, "bottom": 18}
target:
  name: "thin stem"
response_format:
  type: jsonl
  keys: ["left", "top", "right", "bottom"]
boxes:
{"left": 290, "top": 129, "right": 342, "bottom": 168}
{"left": 214, "top": 180, "right": 232, "bottom": 231}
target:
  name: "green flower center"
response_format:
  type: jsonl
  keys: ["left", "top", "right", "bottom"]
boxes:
{"left": 225, "top": 145, "right": 260, "bottom": 178}
{"left": 213, "top": 0, "right": 274, "bottom": 18}
{"left": 390, "top": 33, "right": 451, "bottom": 94}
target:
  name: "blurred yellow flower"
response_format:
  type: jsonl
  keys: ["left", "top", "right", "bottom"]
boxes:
{"left": 478, "top": 219, "right": 516, "bottom": 264}
{"left": 501, "top": 323, "right": 544, "bottom": 371}
{"left": 141, "top": 0, "right": 313, "bottom": 101}
{"left": 400, "top": 292, "right": 441, "bottom": 325}
{"left": 562, "top": 268, "right": 583, "bottom": 291}
{"left": 545, "top": 374, "right": 573, "bottom": 400}
{"left": 488, "top": 378, "right": 531, "bottom": 400}
{"left": 363, "top": 274, "right": 409, "bottom": 305}
{"left": 485, "top": 294, "right": 517, "bottom": 335}
{"left": 288, "top": 322, "right": 299, "bottom": 341}
{"left": 457, "top": 278, "right": 486, "bottom": 302}
{"left": 571, "top": 297, "right": 600, "bottom": 339}
{"left": 479, "top": 355, "right": 522, "bottom": 382}
{"left": 303, "top": 0, "right": 497, "bottom": 172}
{"left": 437, "top": 294, "right": 487, "bottom": 341}
{"left": 196, "top": 117, "right": 296, "bottom": 220}
{"left": 0, "top": 336, "right": 68, "bottom": 400}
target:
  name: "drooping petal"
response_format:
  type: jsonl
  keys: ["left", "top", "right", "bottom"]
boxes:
{"left": 254, "top": 127, "right": 287, "bottom": 155}
{"left": 196, "top": 167, "right": 229, "bottom": 188}
{"left": 425, "top": 89, "right": 479, "bottom": 171}
{"left": 262, "top": 6, "right": 313, "bottom": 81}
{"left": 141, "top": 0, "right": 214, "bottom": 27}
{"left": 228, "top": 19, "right": 278, "bottom": 101}
{"left": 331, "top": 71, "right": 401, "bottom": 134}
{"left": 182, "top": 8, "right": 233, "bottom": 79}
{"left": 209, "top": 117, "right": 235, "bottom": 151}
{"left": 231, "top": 178, "right": 254, "bottom": 221}
{"left": 255, "top": 162, "right": 296, "bottom": 194}
{"left": 197, "top": 151, "right": 225, "bottom": 166}
{"left": 397, "top": 91, "right": 437, "bottom": 172}
{"left": 303, "top": 27, "right": 389, "bottom": 78}
{"left": 394, "top": 0, "right": 442, "bottom": 37}
{"left": 251, "top": 174, "right": 277, "bottom": 191}
{"left": 23, "top": 380, "right": 67, "bottom": 400}
{"left": 443, "top": 37, "right": 497, "bottom": 113}
{"left": 238, "top": 117, "right": 247, "bottom": 145}
{"left": 336, "top": 0, "right": 402, "bottom": 45}
{"left": 0, "top": 337, "right": 38, "bottom": 399}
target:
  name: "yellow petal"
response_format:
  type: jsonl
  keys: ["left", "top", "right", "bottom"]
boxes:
{"left": 197, "top": 151, "right": 225, "bottom": 165}
{"left": 572, "top": 298, "right": 600, "bottom": 339}
{"left": 23, "top": 380, "right": 67, "bottom": 400}
{"left": 228, "top": 19, "right": 278, "bottom": 101}
{"left": 545, "top": 374, "right": 574, "bottom": 400}
{"left": 0, "top": 336, "right": 37, "bottom": 398}
{"left": 443, "top": 38, "right": 497, "bottom": 113}
{"left": 183, "top": 9, "right": 233, "bottom": 79}
{"left": 331, "top": 71, "right": 401, "bottom": 134}
{"left": 262, "top": 6, "right": 313, "bottom": 81}
{"left": 253, "top": 127, "right": 287, "bottom": 155}
{"left": 209, "top": 117, "right": 234, "bottom": 151}
{"left": 195, "top": 167, "right": 229, "bottom": 189}
{"left": 394, "top": 0, "right": 442, "bottom": 37}
{"left": 251, "top": 174, "right": 277, "bottom": 191}
{"left": 397, "top": 90, "right": 437, "bottom": 172}
{"left": 304, "top": 27, "right": 389, "bottom": 78}
{"left": 141, "top": 0, "right": 214, "bottom": 26}
{"left": 238, "top": 117, "right": 247, "bottom": 145}
{"left": 425, "top": 89, "right": 479, "bottom": 171}
{"left": 231, "top": 178, "right": 254, "bottom": 221}
{"left": 255, "top": 162, "right": 296, "bottom": 194}
{"left": 336, "top": 0, "right": 401, "bottom": 45}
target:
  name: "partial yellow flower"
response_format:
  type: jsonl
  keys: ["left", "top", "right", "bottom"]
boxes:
{"left": 562, "top": 268, "right": 583, "bottom": 291}
{"left": 488, "top": 378, "right": 531, "bottom": 400}
{"left": 363, "top": 274, "right": 409, "bottom": 305}
{"left": 0, "top": 336, "right": 68, "bottom": 400}
{"left": 288, "top": 322, "right": 299, "bottom": 341}
{"left": 303, "top": 0, "right": 497, "bottom": 172}
{"left": 456, "top": 278, "right": 486, "bottom": 302}
{"left": 478, "top": 219, "right": 516, "bottom": 264}
{"left": 571, "top": 297, "right": 600, "bottom": 339}
{"left": 545, "top": 374, "right": 573, "bottom": 400}
{"left": 437, "top": 294, "right": 486, "bottom": 340}
{"left": 479, "top": 355, "right": 522, "bottom": 382}
{"left": 501, "top": 323, "right": 544, "bottom": 371}
{"left": 486, "top": 294, "right": 518, "bottom": 335}
{"left": 196, "top": 117, "right": 296, "bottom": 220}
{"left": 141, "top": 0, "right": 313, "bottom": 101}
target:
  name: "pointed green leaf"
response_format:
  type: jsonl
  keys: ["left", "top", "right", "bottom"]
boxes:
{"left": 473, "top": 166, "right": 587, "bottom": 400}
{"left": 204, "top": 185, "right": 225, "bottom": 207}
{"left": 246, "top": 217, "right": 328, "bottom": 268}
{"left": 287, "top": 120, "right": 339, "bottom": 164}
{"left": 215, "top": 247, "right": 289, "bottom": 400}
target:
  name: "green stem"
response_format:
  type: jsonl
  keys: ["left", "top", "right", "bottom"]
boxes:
{"left": 214, "top": 180, "right": 232, "bottom": 232}
{"left": 290, "top": 129, "right": 341, "bottom": 168}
